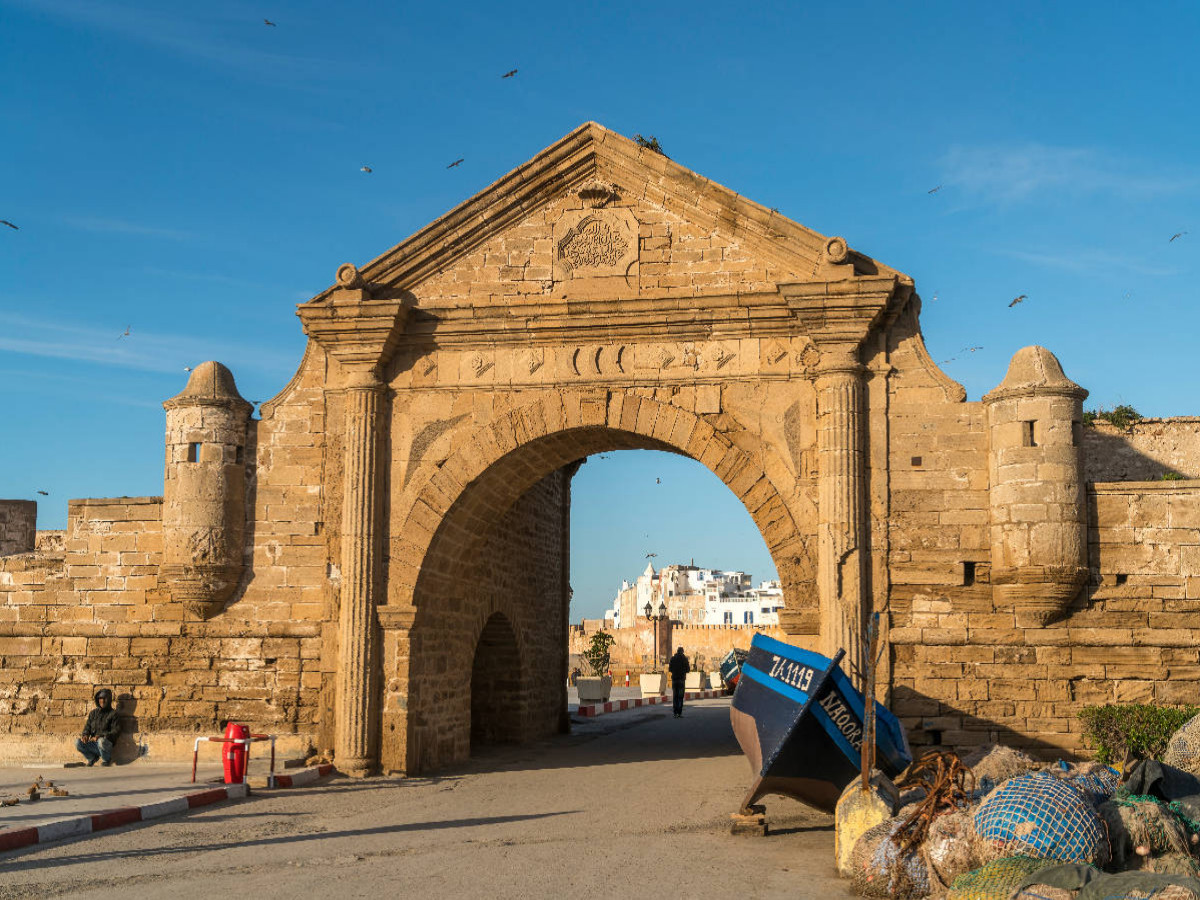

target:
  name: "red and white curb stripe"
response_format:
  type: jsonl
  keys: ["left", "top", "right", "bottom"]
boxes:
{"left": 266, "top": 763, "right": 334, "bottom": 788}
{"left": 0, "top": 764, "right": 335, "bottom": 854}
{"left": 576, "top": 689, "right": 726, "bottom": 718}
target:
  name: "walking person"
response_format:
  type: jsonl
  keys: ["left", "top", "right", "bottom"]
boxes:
{"left": 76, "top": 687, "right": 121, "bottom": 766}
{"left": 668, "top": 647, "right": 690, "bottom": 718}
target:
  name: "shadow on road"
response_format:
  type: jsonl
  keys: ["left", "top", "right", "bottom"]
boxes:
{"left": 0, "top": 810, "right": 578, "bottom": 872}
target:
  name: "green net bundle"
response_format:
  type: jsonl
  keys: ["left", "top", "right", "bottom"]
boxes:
{"left": 1099, "top": 794, "right": 1196, "bottom": 870}
{"left": 946, "top": 856, "right": 1059, "bottom": 900}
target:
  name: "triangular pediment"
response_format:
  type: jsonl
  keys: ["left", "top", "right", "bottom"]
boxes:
{"left": 303, "top": 122, "right": 904, "bottom": 309}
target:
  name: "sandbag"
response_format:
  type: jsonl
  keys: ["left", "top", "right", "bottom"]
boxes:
{"left": 1075, "top": 870, "right": 1200, "bottom": 900}
{"left": 927, "top": 808, "right": 981, "bottom": 887}
{"left": 961, "top": 745, "right": 1039, "bottom": 797}
{"left": 974, "top": 772, "right": 1109, "bottom": 865}
{"left": 1164, "top": 714, "right": 1200, "bottom": 777}
{"left": 1011, "top": 864, "right": 1101, "bottom": 900}
{"left": 850, "top": 817, "right": 934, "bottom": 899}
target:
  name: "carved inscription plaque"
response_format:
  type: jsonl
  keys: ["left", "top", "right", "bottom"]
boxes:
{"left": 552, "top": 208, "right": 638, "bottom": 282}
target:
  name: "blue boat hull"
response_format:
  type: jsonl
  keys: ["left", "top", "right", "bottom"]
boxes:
{"left": 730, "top": 634, "right": 912, "bottom": 813}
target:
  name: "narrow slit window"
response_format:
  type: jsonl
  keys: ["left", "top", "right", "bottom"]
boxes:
{"left": 911, "top": 456, "right": 922, "bottom": 467}
{"left": 964, "top": 561, "right": 976, "bottom": 587}
{"left": 235, "top": 445, "right": 244, "bottom": 464}
{"left": 1022, "top": 421, "right": 1037, "bottom": 447}
{"left": 187, "top": 442, "right": 200, "bottom": 463}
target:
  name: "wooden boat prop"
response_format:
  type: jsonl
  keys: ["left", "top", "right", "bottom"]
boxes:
{"left": 729, "top": 633, "right": 912, "bottom": 814}
{"left": 718, "top": 647, "right": 749, "bottom": 689}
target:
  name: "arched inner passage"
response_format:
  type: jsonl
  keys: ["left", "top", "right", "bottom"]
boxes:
{"left": 470, "top": 612, "right": 525, "bottom": 749}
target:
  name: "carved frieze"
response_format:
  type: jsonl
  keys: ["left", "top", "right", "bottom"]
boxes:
{"left": 552, "top": 208, "right": 639, "bottom": 282}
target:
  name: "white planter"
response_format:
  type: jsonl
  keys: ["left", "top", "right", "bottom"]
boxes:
{"left": 685, "top": 671, "right": 703, "bottom": 690}
{"left": 639, "top": 672, "right": 667, "bottom": 698}
{"left": 577, "top": 676, "right": 612, "bottom": 703}
{"left": 709, "top": 671, "right": 724, "bottom": 691}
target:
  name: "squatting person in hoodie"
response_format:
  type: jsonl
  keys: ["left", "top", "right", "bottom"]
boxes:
{"left": 76, "top": 688, "right": 121, "bottom": 766}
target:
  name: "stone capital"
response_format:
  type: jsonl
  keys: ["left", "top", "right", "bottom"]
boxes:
{"left": 297, "top": 281, "right": 410, "bottom": 375}
{"left": 780, "top": 276, "right": 902, "bottom": 348}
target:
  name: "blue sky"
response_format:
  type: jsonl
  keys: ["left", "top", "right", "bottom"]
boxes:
{"left": 2, "top": 1, "right": 1197, "bottom": 618}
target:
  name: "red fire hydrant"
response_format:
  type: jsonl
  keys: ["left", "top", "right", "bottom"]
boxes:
{"left": 222, "top": 722, "right": 249, "bottom": 784}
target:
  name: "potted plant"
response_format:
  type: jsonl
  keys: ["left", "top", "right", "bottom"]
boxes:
{"left": 577, "top": 631, "right": 614, "bottom": 703}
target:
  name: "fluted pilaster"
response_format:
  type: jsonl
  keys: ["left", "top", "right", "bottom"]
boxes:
{"left": 336, "top": 370, "right": 383, "bottom": 775}
{"left": 816, "top": 347, "right": 867, "bottom": 684}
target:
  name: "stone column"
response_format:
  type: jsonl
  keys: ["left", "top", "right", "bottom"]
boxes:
{"left": 336, "top": 368, "right": 384, "bottom": 776}
{"left": 816, "top": 346, "right": 868, "bottom": 684}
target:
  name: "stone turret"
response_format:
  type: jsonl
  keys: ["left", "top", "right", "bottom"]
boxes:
{"left": 161, "top": 362, "right": 253, "bottom": 619}
{"left": 983, "top": 347, "right": 1089, "bottom": 626}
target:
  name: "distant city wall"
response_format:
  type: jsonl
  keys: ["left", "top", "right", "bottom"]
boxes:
{"left": 569, "top": 620, "right": 786, "bottom": 674}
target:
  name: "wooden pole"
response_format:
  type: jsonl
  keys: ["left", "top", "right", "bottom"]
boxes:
{"left": 860, "top": 612, "right": 880, "bottom": 792}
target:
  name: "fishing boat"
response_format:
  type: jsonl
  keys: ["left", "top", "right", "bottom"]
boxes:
{"left": 729, "top": 633, "right": 912, "bottom": 814}
{"left": 718, "top": 647, "right": 749, "bottom": 690}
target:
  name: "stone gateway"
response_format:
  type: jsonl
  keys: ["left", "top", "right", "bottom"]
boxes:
{"left": 3, "top": 123, "right": 1199, "bottom": 773}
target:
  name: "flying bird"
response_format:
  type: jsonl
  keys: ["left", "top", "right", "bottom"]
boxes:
{"left": 655, "top": 478, "right": 661, "bottom": 484}
{"left": 927, "top": 185, "right": 942, "bottom": 194}
{"left": 501, "top": 69, "right": 517, "bottom": 78}
{"left": 183, "top": 366, "right": 193, "bottom": 372}
{"left": 1170, "top": 232, "right": 1188, "bottom": 243}
{"left": 962, "top": 346, "right": 983, "bottom": 353}
{"left": 263, "top": 18, "right": 276, "bottom": 26}
{"left": 1009, "top": 294, "right": 1028, "bottom": 308}
{"left": 645, "top": 553, "right": 657, "bottom": 558}
{"left": 36, "top": 491, "right": 48, "bottom": 496}
{"left": 360, "top": 165, "right": 372, "bottom": 173}
{"left": 1, "top": 220, "right": 17, "bottom": 230}
{"left": 447, "top": 158, "right": 464, "bottom": 169}
{"left": 117, "top": 325, "right": 131, "bottom": 339}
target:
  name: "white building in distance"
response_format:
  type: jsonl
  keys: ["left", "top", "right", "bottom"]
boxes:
{"left": 606, "top": 562, "right": 783, "bottom": 628}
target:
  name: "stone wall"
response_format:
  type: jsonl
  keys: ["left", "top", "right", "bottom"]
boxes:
{"left": 0, "top": 500, "right": 36, "bottom": 556}
{"left": 1083, "top": 419, "right": 1200, "bottom": 482}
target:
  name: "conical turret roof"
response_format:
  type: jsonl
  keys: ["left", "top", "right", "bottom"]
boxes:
{"left": 164, "top": 361, "right": 253, "bottom": 412}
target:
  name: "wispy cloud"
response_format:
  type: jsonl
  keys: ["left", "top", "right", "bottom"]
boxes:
{"left": 989, "top": 246, "right": 1184, "bottom": 279}
{"left": 0, "top": 312, "right": 297, "bottom": 377}
{"left": 63, "top": 216, "right": 194, "bottom": 242}
{"left": 939, "top": 143, "right": 1199, "bottom": 205}
{"left": 7, "top": 0, "right": 334, "bottom": 81}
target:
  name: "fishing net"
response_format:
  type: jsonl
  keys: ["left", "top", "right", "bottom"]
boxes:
{"left": 1099, "top": 795, "right": 1196, "bottom": 869}
{"left": 850, "top": 817, "right": 934, "bottom": 899}
{"left": 1164, "top": 715, "right": 1200, "bottom": 777}
{"left": 973, "top": 772, "right": 1109, "bottom": 865}
{"left": 946, "top": 856, "right": 1059, "bottom": 900}
{"left": 1011, "top": 886, "right": 1077, "bottom": 900}
{"left": 1052, "top": 763, "right": 1120, "bottom": 806}
{"left": 926, "top": 808, "right": 980, "bottom": 887}
{"left": 960, "top": 744, "right": 1039, "bottom": 798}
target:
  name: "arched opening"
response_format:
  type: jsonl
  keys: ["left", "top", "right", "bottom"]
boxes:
{"left": 470, "top": 612, "right": 524, "bottom": 749}
{"left": 388, "top": 394, "right": 817, "bottom": 775}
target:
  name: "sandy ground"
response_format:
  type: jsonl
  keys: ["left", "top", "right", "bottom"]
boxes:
{"left": 0, "top": 698, "right": 856, "bottom": 900}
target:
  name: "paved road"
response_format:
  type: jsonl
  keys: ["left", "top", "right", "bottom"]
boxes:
{"left": 0, "top": 698, "right": 856, "bottom": 899}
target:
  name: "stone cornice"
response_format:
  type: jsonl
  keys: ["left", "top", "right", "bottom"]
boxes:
{"left": 780, "top": 276, "right": 903, "bottom": 348}
{"left": 298, "top": 289, "right": 410, "bottom": 375}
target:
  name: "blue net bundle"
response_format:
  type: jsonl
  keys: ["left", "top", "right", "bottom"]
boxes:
{"left": 1059, "top": 764, "right": 1121, "bottom": 806}
{"left": 973, "top": 772, "right": 1109, "bottom": 865}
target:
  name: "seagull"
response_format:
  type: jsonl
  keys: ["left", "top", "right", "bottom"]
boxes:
{"left": 1170, "top": 232, "right": 1188, "bottom": 243}
{"left": 655, "top": 478, "right": 661, "bottom": 484}
{"left": 183, "top": 366, "right": 193, "bottom": 372}
{"left": 36, "top": 491, "right": 48, "bottom": 496}
{"left": 360, "top": 165, "right": 372, "bottom": 173}
{"left": 263, "top": 18, "right": 276, "bottom": 26}
{"left": 927, "top": 185, "right": 942, "bottom": 194}
{"left": 962, "top": 346, "right": 983, "bottom": 353}
{"left": 0, "top": 220, "right": 17, "bottom": 230}
{"left": 1009, "top": 294, "right": 1028, "bottom": 308}
{"left": 645, "top": 553, "right": 657, "bottom": 559}
{"left": 447, "top": 158, "right": 464, "bottom": 169}
{"left": 117, "top": 325, "right": 131, "bottom": 339}
{"left": 931, "top": 292, "right": 938, "bottom": 302}
{"left": 501, "top": 69, "right": 517, "bottom": 78}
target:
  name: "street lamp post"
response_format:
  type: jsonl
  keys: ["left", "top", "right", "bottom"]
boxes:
{"left": 644, "top": 600, "right": 668, "bottom": 670}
